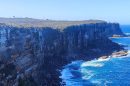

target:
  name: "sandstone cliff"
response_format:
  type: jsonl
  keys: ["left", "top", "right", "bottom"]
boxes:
{"left": 0, "top": 19, "right": 124, "bottom": 86}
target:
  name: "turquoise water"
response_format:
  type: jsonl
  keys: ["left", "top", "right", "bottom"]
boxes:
{"left": 61, "top": 26, "right": 130, "bottom": 86}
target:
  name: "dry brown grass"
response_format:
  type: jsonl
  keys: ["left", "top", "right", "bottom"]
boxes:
{"left": 0, "top": 18, "right": 106, "bottom": 29}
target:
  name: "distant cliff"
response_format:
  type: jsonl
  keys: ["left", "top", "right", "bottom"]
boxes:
{"left": 0, "top": 19, "right": 124, "bottom": 86}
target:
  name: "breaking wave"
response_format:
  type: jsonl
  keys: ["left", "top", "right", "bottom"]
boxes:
{"left": 60, "top": 31, "right": 130, "bottom": 86}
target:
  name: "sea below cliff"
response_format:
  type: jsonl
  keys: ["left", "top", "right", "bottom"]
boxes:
{"left": 0, "top": 19, "right": 126, "bottom": 86}
{"left": 60, "top": 25, "right": 130, "bottom": 86}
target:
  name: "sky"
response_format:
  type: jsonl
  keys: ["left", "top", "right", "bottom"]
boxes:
{"left": 0, "top": 0, "right": 130, "bottom": 24}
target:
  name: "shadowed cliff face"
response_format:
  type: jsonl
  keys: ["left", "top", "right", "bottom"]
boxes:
{"left": 0, "top": 22, "right": 124, "bottom": 86}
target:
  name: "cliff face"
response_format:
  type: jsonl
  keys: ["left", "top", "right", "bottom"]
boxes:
{"left": 0, "top": 22, "right": 124, "bottom": 86}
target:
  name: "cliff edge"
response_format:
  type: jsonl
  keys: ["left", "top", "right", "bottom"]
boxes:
{"left": 0, "top": 18, "right": 124, "bottom": 86}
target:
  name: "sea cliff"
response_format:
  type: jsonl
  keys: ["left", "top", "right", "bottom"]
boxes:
{"left": 0, "top": 19, "right": 124, "bottom": 86}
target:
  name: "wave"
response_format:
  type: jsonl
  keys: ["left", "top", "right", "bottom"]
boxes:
{"left": 126, "top": 50, "right": 130, "bottom": 57}
{"left": 81, "top": 60, "right": 104, "bottom": 68}
{"left": 80, "top": 57, "right": 110, "bottom": 68}
{"left": 128, "top": 50, "right": 130, "bottom": 53}
{"left": 82, "top": 73, "right": 94, "bottom": 80}
{"left": 60, "top": 68, "right": 74, "bottom": 80}
{"left": 97, "top": 57, "right": 111, "bottom": 62}
{"left": 91, "top": 80, "right": 112, "bottom": 86}
{"left": 125, "top": 33, "right": 130, "bottom": 35}
{"left": 81, "top": 69, "right": 94, "bottom": 80}
{"left": 81, "top": 62, "right": 104, "bottom": 68}
{"left": 60, "top": 33, "right": 130, "bottom": 86}
{"left": 91, "top": 80, "right": 102, "bottom": 85}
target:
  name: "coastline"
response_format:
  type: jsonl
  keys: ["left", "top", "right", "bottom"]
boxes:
{"left": 60, "top": 37, "right": 128, "bottom": 86}
{"left": 60, "top": 50, "right": 128, "bottom": 86}
{"left": 99, "top": 50, "right": 128, "bottom": 59}
{"left": 60, "top": 42, "right": 125, "bottom": 86}
{"left": 0, "top": 19, "right": 125, "bottom": 86}
{"left": 110, "top": 37, "right": 130, "bottom": 38}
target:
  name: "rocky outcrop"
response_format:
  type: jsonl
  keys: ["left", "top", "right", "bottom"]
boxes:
{"left": 0, "top": 20, "right": 124, "bottom": 86}
{"left": 112, "top": 50, "right": 128, "bottom": 57}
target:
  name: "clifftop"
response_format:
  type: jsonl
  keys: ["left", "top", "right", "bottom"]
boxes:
{"left": 0, "top": 17, "right": 107, "bottom": 29}
{"left": 0, "top": 19, "right": 124, "bottom": 86}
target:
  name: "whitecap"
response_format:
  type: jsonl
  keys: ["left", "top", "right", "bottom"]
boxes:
{"left": 82, "top": 63, "right": 103, "bottom": 67}
{"left": 91, "top": 80, "right": 102, "bottom": 85}
{"left": 91, "top": 80, "right": 112, "bottom": 86}
{"left": 82, "top": 74, "right": 94, "bottom": 80}
{"left": 125, "top": 33, "right": 130, "bottom": 35}
{"left": 81, "top": 69, "right": 94, "bottom": 80}
{"left": 81, "top": 60, "right": 104, "bottom": 68}
{"left": 128, "top": 50, "right": 130, "bottom": 54}
{"left": 97, "top": 57, "right": 111, "bottom": 62}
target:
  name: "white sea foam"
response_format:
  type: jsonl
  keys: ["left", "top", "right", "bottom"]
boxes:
{"left": 97, "top": 57, "right": 111, "bottom": 62}
{"left": 125, "top": 33, "right": 130, "bottom": 35}
{"left": 81, "top": 69, "right": 94, "bottom": 80}
{"left": 91, "top": 80, "right": 102, "bottom": 85}
{"left": 126, "top": 50, "right": 130, "bottom": 57}
{"left": 81, "top": 61, "right": 104, "bottom": 68}
{"left": 60, "top": 68, "right": 73, "bottom": 80}
{"left": 82, "top": 74, "right": 94, "bottom": 80}
{"left": 104, "top": 81, "right": 112, "bottom": 86}
{"left": 118, "top": 43, "right": 123, "bottom": 45}
{"left": 91, "top": 80, "right": 112, "bottom": 86}
{"left": 81, "top": 59, "right": 105, "bottom": 67}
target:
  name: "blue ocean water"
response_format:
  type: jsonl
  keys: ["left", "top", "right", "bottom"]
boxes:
{"left": 60, "top": 25, "right": 130, "bottom": 86}
{"left": 121, "top": 25, "right": 130, "bottom": 35}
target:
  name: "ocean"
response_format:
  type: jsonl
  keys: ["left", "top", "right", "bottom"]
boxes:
{"left": 60, "top": 25, "right": 130, "bottom": 86}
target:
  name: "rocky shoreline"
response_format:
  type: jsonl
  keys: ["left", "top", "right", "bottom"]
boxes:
{"left": 99, "top": 50, "right": 128, "bottom": 59}
{"left": 0, "top": 19, "right": 125, "bottom": 86}
{"left": 60, "top": 40, "right": 125, "bottom": 86}
{"left": 60, "top": 41, "right": 128, "bottom": 86}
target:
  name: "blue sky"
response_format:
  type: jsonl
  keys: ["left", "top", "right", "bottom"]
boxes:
{"left": 0, "top": 0, "right": 130, "bottom": 24}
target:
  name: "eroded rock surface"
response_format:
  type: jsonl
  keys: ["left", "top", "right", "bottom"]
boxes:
{"left": 0, "top": 20, "right": 124, "bottom": 86}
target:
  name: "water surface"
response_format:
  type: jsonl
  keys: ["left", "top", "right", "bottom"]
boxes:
{"left": 60, "top": 26, "right": 130, "bottom": 86}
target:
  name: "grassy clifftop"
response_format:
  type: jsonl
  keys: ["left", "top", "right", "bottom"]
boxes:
{"left": 0, "top": 17, "right": 106, "bottom": 29}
